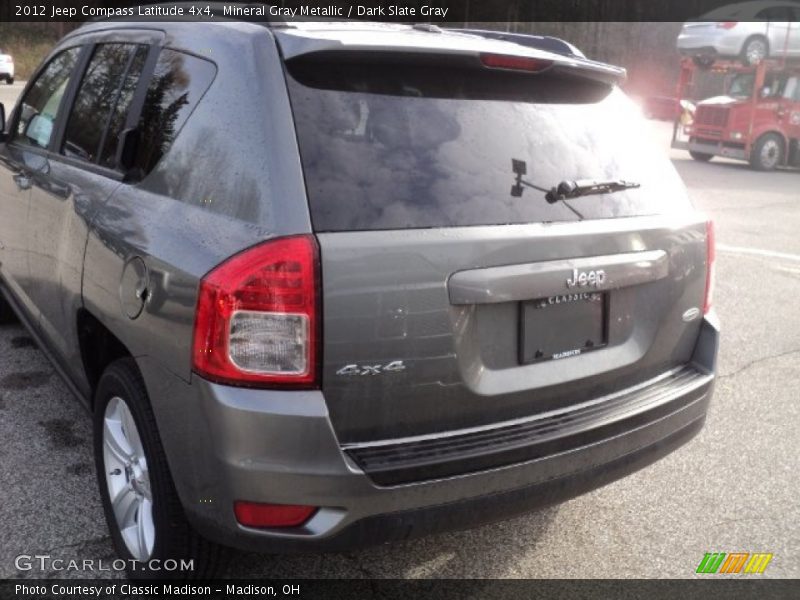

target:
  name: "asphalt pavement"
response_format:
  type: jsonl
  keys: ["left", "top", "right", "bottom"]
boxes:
{"left": 0, "top": 101, "right": 798, "bottom": 579}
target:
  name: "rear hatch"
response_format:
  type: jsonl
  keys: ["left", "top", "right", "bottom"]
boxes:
{"left": 278, "top": 29, "right": 709, "bottom": 446}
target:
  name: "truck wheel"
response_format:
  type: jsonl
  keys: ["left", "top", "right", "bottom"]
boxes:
{"left": 749, "top": 133, "right": 784, "bottom": 171}
{"left": 93, "top": 358, "right": 226, "bottom": 579}
{"left": 741, "top": 36, "right": 768, "bottom": 66}
{"left": 689, "top": 151, "right": 714, "bottom": 162}
{"left": 5, "top": 76, "right": 13, "bottom": 85}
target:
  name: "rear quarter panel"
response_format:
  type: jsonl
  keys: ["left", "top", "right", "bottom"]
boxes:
{"left": 82, "top": 23, "right": 313, "bottom": 382}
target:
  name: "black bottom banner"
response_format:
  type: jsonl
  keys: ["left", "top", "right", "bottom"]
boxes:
{"left": 2, "top": 579, "right": 799, "bottom": 600}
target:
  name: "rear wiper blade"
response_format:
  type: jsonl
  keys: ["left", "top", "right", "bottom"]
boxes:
{"left": 544, "top": 179, "right": 640, "bottom": 203}
{"left": 510, "top": 159, "right": 640, "bottom": 204}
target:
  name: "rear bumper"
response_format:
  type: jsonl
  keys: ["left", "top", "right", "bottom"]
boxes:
{"left": 300, "top": 415, "right": 707, "bottom": 551}
{"left": 139, "top": 316, "right": 719, "bottom": 553}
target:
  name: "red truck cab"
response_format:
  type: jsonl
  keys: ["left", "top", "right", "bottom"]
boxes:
{"left": 673, "top": 57, "right": 800, "bottom": 170}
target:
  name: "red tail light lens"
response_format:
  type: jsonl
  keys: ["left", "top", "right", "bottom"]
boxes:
{"left": 704, "top": 220, "right": 716, "bottom": 314}
{"left": 234, "top": 501, "right": 317, "bottom": 528}
{"left": 716, "top": 21, "right": 737, "bottom": 29}
{"left": 192, "top": 235, "right": 320, "bottom": 388}
{"left": 480, "top": 53, "right": 553, "bottom": 72}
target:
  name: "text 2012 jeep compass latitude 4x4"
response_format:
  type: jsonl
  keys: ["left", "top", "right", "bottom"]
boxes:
{"left": 0, "top": 17, "right": 718, "bottom": 576}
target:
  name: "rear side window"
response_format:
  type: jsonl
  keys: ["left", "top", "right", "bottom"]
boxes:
{"left": 63, "top": 43, "right": 149, "bottom": 165}
{"left": 14, "top": 47, "right": 80, "bottom": 149}
{"left": 132, "top": 49, "right": 216, "bottom": 178}
{"left": 99, "top": 45, "right": 149, "bottom": 167}
{"left": 285, "top": 61, "right": 690, "bottom": 231}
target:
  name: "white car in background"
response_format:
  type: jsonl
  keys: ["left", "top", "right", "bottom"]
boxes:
{"left": 677, "top": 1, "right": 800, "bottom": 66}
{"left": 0, "top": 50, "right": 14, "bottom": 84}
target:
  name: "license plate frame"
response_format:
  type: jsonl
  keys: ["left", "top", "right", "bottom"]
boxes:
{"left": 519, "top": 292, "right": 608, "bottom": 365}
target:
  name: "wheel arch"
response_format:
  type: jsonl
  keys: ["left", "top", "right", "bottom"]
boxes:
{"left": 77, "top": 308, "right": 134, "bottom": 407}
{"left": 751, "top": 129, "right": 788, "bottom": 158}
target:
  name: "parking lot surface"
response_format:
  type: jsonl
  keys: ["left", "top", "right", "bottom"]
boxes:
{"left": 1, "top": 103, "right": 798, "bottom": 578}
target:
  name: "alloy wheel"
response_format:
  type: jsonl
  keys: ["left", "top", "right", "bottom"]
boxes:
{"left": 102, "top": 396, "right": 155, "bottom": 561}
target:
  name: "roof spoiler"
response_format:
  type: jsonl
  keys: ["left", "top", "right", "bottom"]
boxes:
{"left": 277, "top": 31, "right": 626, "bottom": 86}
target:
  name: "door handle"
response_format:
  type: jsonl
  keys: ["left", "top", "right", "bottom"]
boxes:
{"left": 13, "top": 173, "right": 31, "bottom": 190}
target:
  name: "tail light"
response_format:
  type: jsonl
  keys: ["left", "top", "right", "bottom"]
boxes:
{"left": 716, "top": 22, "right": 737, "bottom": 29}
{"left": 234, "top": 501, "right": 317, "bottom": 528}
{"left": 192, "top": 235, "right": 320, "bottom": 388}
{"left": 480, "top": 53, "right": 553, "bottom": 72}
{"left": 704, "top": 220, "right": 716, "bottom": 314}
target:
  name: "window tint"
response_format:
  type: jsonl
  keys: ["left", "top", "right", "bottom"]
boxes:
{"left": 286, "top": 62, "right": 689, "bottom": 231}
{"left": 15, "top": 47, "right": 80, "bottom": 149}
{"left": 63, "top": 43, "right": 148, "bottom": 165}
{"left": 99, "top": 45, "right": 149, "bottom": 168}
{"left": 132, "top": 49, "right": 216, "bottom": 177}
{"left": 756, "top": 7, "right": 794, "bottom": 20}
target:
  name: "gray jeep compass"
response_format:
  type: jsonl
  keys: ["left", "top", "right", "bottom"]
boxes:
{"left": 0, "top": 16, "right": 718, "bottom": 577}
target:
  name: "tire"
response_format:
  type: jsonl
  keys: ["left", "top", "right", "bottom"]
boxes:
{"left": 689, "top": 150, "right": 714, "bottom": 162}
{"left": 6, "top": 76, "right": 13, "bottom": 85}
{"left": 741, "top": 36, "right": 768, "bottom": 66}
{"left": 692, "top": 55, "right": 715, "bottom": 69}
{"left": 93, "top": 358, "right": 226, "bottom": 579}
{"left": 749, "top": 133, "right": 784, "bottom": 171}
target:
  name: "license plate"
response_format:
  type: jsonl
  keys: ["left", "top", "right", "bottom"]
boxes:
{"left": 519, "top": 292, "right": 607, "bottom": 364}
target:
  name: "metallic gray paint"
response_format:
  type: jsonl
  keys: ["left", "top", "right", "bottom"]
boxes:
{"left": 0, "top": 19, "right": 720, "bottom": 552}
{"left": 317, "top": 215, "right": 708, "bottom": 442}
{"left": 81, "top": 22, "right": 313, "bottom": 383}
{"left": 138, "top": 316, "right": 715, "bottom": 551}
{"left": 0, "top": 147, "right": 39, "bottom": 325}
{"left": 28, "top": 157, "right": 120, "bottom": 398}
{"left": 137, "top": 336, "right": 715, "bottom": 550}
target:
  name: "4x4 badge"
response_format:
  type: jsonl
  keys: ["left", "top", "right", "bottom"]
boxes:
{"left": 336, "top": 361, "right": 406, "bottom": 376}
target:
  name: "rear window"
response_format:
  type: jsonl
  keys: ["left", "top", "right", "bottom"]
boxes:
{"left": 285, "top": 61, "right": 689, "bottom": 232}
